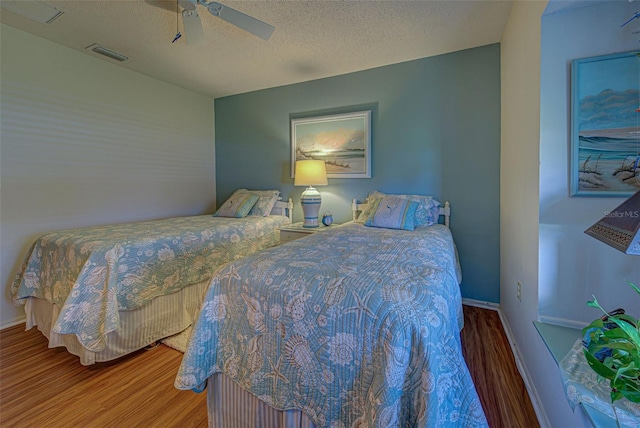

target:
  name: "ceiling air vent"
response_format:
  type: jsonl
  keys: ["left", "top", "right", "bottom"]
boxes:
{"left": 0, "top": 0, "right": 64, "bottom": 24}
{"left": 85, "top": 44, "right": 129, "bottom": 62}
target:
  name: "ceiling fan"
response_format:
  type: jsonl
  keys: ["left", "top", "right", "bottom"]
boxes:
{"left": 176, "top": 0, "right": 274, "bottom": 44}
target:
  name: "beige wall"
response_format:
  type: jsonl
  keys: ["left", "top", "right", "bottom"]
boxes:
{"left": 0, "top": 24, "right": 216, "bottom": 327}
{"left": 500, "top": 1, "right": 588, "bottom": 427}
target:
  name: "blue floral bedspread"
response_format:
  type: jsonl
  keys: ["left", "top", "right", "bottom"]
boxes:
{"left": 175, "top": 223, "right": 488, "bottom": 427}
{"left": 11, "top": 215, "right": 289, "bottom": 352}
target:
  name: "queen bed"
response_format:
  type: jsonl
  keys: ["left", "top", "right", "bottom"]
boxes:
{"left": 11, "top": 190, "right": 292, "bottom": 365}
{"left": 175, "top": 192, "right": 488, "bottom": 427}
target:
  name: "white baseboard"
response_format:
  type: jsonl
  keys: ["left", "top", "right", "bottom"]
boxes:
{"left": 462, "top": 299, "right": 551, "bottom": 428}
{"left": 462, "top": 298, "right": 500, "bottom": 310}
{"left": 1, "top": 316, "right": 26, "bottom": 331}
{"left": 537, "top": 314, "right": 587, "bottom": 330}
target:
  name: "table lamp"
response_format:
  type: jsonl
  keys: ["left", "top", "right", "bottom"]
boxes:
{"left": 294, "top": 160, "right": 328, "bottom": 228}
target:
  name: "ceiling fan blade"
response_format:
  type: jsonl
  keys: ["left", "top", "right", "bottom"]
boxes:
{"left": 182, "top": 10, "right": 206, "bottom": 45}
{"left": 177, "top": 0, "right": 197, "bottom": 11}
{"left": 205, "top": 2, "right": 274, "bottom": 40}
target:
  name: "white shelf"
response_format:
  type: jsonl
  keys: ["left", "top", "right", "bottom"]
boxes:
{"left": 533, "top": 321, "right": 625, "bottom": 428}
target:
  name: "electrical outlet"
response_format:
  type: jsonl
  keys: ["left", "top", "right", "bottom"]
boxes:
{"left": 517, "top": 281, "right": 522, "bottom": 302}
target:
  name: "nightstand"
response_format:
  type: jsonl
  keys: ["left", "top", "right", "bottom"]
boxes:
{"left": 279, "top": 222, "right": 336, "bottom": 244}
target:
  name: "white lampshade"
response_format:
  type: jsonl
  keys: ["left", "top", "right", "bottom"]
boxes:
{"left": 294, "top": 160, "right": 328, "bottom": 228}
{"left": 294, "top": 160, "right": 328, "bottom": 186}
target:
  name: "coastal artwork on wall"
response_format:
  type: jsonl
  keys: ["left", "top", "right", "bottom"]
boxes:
{"left": 571, "top": 50, "right": 640, "bottom": 196}
{"left": 291, "top": 110, "right": 371, "bottom": 178}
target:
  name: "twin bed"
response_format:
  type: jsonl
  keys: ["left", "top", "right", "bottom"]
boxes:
{"left": 174, "top": 193, "right": 488, "bottom": 427}
{"left": 11, "top": 190, "right": 292, "bottom": 365}
{"left": 12, "top": 190, "right": 487, "bottom": 427}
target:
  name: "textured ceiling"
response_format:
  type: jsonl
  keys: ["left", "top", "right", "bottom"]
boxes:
{"left": 1, "top": 0, "right": 514, "bottom": 99}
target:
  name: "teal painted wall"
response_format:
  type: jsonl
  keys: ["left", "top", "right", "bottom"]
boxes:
{"left": 215, "top": 44, "right": 500, "bottom": 303}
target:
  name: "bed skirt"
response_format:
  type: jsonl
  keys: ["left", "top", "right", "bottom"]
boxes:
{"left": 207, "top": 373, "right": 317, "bottom": 428}
{"left": 25, "top": 278, "right": 210, "bottom": 365}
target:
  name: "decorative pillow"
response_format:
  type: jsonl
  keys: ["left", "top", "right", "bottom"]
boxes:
{"left": 358, "top": 190, "right": 440, "bottom": 226}
{"left": 364, "top": 196, "right": 419, "bottom": 231}
{"left": 213, "top": 193, "right": 259, "bottom": 218}
{"left": 233, "top": 189, "right": 280, "bottom": 217}
{"left": 354, "top": 191, "right": 388, "bottom": 224}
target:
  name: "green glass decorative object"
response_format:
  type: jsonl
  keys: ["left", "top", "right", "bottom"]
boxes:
{"left": 582, "top": 280, "right": 640, "bottom": 404}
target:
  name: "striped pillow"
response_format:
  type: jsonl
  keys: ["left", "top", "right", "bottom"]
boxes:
{"left": 360, "top": 191, "right": 440, "bottom": 226}
{"left": 213, "top": 194, "right": 259, "bottom": 218}
{"left": 364, "top": 196, "right": 418, "bottom": 231}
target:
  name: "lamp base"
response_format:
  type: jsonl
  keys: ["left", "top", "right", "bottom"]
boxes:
{"left": 300, "top": 186, "right": 321, "bottom": 228}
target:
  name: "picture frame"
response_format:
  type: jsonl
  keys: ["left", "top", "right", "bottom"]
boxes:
{"left": 571, "top": 50, "right": 640, "bottom": 196}
{"left": 291, "top": 110, "right": 371, "bottom": 179}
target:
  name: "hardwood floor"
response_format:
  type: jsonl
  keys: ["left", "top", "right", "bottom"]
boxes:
{"left": 0, "top": 305, "right": 538, "bottom": 427}
{"left": 0, "top": 326, "right": 207, "bottom": 428}
{"left": 462, "top": 305, "right": 540, "bottom": 428}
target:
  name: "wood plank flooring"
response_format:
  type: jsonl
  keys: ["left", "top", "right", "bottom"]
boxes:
{"left": 0, "top": 327, "right": 207, "bottom": 428}
{"left": 0, "top": 305, "right": 538, "bottom": 427}
{"left": 462, "top": 305, "right": 540, "bottom": 428}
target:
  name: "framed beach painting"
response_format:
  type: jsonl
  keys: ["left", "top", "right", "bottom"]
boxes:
{"left": 291, "top": 110, "right": 371, "bottom": 179}
{"left": 571, "top": 50, "right": 640, "bottom": 196}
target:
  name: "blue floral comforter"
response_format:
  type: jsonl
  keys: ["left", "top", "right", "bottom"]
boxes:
{"left": 11, "top": 215, "right": 290, "bottom": 352}
{"left": 175, "top": 223, "right": 488, "bottom": 427}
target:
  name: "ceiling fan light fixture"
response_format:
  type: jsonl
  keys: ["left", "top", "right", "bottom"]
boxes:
{"left": 176, "top": 0, "right": 274, "bottom": 41}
